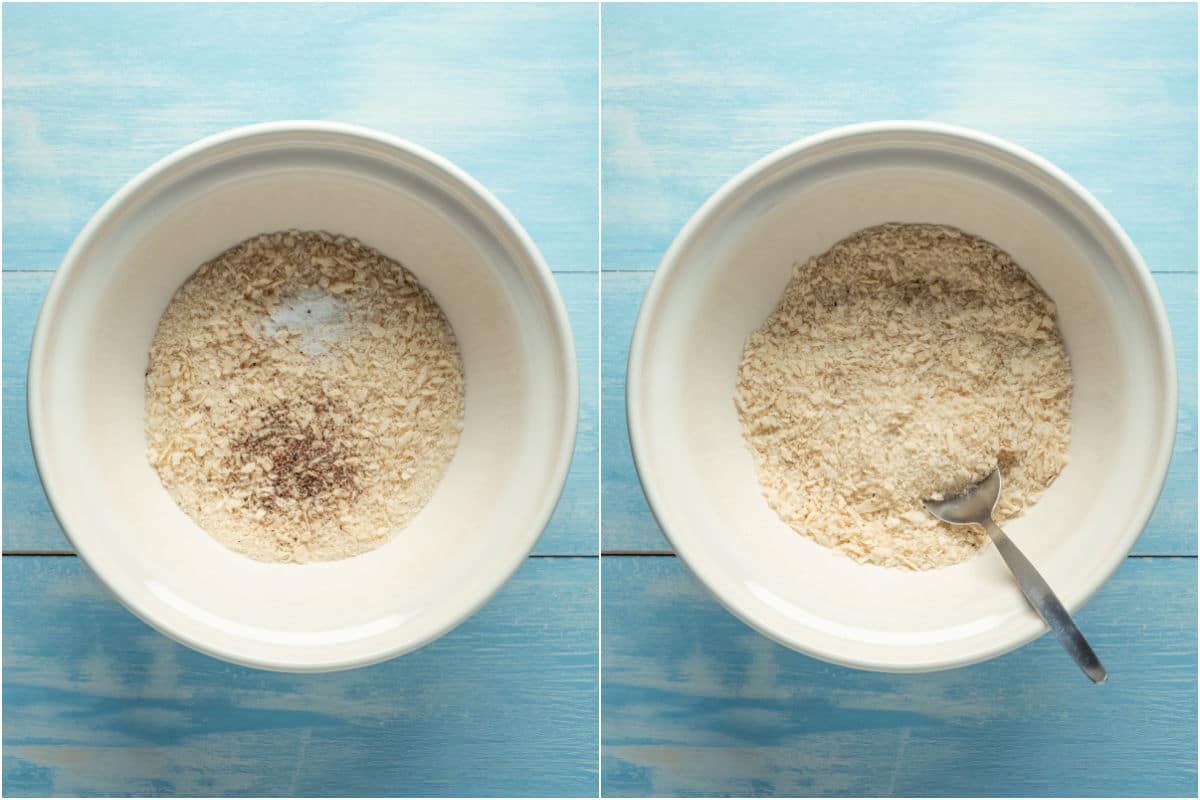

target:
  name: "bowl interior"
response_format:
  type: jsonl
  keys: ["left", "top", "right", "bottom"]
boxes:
{"left": 32, "top": 128, "right": 575, "bottom": 670}
{"left": 630, "top": 128, "right": 1174, "bottom": 671}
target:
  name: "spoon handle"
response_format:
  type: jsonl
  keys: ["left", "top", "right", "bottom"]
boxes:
{"left": 983, "top": 518, "right": 1107, "bottom": 683}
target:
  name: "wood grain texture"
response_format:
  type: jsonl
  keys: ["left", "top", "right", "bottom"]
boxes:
{"left": 601, "top": 2, "right": 1198, "bottom": 272}
{"left": 601, "top": 555, "right": 1197, "bottom": 797}
{"left": 2, "top": 271, "right": 597, "bottom": 555}
{"left": 2, "top": 2, "right": 599, "bottom": 271}
{"left": 602, "top": 271, "right": 1198, "bottom": 555}
{"left": 3, "top": 555, "right": 599, "bottom": 797}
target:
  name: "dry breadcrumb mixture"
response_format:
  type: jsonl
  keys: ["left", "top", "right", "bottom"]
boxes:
{"left": 145, "top": 230, "right": 465, "bottom": 563}
{"left": 735, "top": 223, "right": 1071, "bottom": 570}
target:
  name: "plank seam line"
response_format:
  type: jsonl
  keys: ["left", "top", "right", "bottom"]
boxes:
{"left": 600, "top": 267, "right": 1198, "bottom": 275}
{"left": 598, "top": 551, "right": 1198, "bottom": 559}
{"left": 3, "top": 550, "right": 600, "bottom": 558}
{"left": 6, "top": 551, "right": 1192, "bottom": 558}
{"left": 8, "top": 265, "right": 1199, "bottom": 275}
{"left": 5, "top": 267, "right": 600, "bottom": 275}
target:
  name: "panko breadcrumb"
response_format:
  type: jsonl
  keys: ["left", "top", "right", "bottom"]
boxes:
{"left": 145, "top": 230, "right": 465, "bottom": 563}
{"left": 735, "top": 223, "right": 1071, "bottom": 570}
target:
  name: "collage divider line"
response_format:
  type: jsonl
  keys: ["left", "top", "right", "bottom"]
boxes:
{"left": 595, "top": 2, "right": 604, "bottom": 790}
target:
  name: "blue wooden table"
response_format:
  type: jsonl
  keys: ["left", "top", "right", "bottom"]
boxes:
{"left": 600, "top": 3, "right": 1197, "bottom": 797}
{"left": 5, "top": 3, "right": 1198, "bottom": 798}
{"left": 3, "top": 4, "right": 598, "bottom": 796}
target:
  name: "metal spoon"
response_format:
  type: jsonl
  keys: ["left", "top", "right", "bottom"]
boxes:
{"left": 924, "top": 468, "right": 1107, "bottom": 683}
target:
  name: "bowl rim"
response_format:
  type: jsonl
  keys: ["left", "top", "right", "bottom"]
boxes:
{"left": 626, "top": 119, "right": 1178, "bottom": 673}
{"left": 27, "top": 120, "right": 580, "bottom": 672}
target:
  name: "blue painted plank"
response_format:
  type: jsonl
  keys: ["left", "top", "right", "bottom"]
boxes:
{"left": 3, "top": 554, "right": 598, "bottom": 797}
{"left": 3, "top": 3, "right": 598, "bottom": 271}
{"left": 601, "top": 271, "right": 1198, "bottom": 556}
{"left": 600, "top": 272, "right": 660, "bottom": 552}
{"left": 601, "top": 3, "right": 1197, "bottom": 271}
{"left": 3, "top": 271, "right": 598, "bottom": 555}
{"left": 601, "top": 555, "right": 1197, "bottom": 797}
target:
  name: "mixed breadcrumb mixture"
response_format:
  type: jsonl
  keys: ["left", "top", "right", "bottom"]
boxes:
{"left": 735, "top": 223, "right": 1071, "bottom": 570}
{"left": 145, "top": 230, "right": 465, "bottom": 563}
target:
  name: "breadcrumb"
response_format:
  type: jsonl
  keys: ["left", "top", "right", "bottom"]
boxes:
{"left": 145, "top": 230, "right": 465, "bottom": 563}
{"left": 735, "top": 223, "right": 1071, "bottom": 570}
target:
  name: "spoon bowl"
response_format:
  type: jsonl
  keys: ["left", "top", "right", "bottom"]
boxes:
{"left": 925, "top": 469, "right": 1002, "bottom": 526}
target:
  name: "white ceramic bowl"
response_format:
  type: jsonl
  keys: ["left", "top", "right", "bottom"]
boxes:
{"left": 627, "top": 121, "right": 1176, "bottom": 672}
{"left": 29, "top": 122, "right": 578, "bottom": 671}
